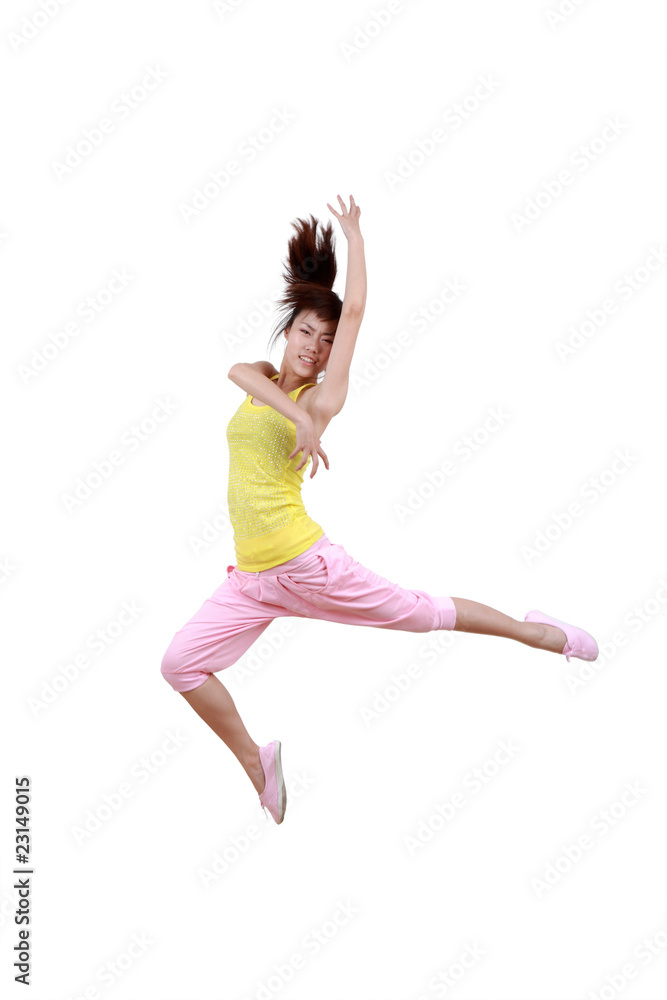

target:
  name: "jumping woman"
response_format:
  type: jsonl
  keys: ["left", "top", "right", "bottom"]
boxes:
{"left": 160, "top": 194, "right": 599, "bottom": 824}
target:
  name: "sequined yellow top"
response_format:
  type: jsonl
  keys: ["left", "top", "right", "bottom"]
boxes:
{"left": 226, "top": 374, "right": 324, "bottom": 571}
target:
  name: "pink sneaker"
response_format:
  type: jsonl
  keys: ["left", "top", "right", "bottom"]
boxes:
{"left": 524, "top": 609, "right": 599, "bottom": 663}
{"left": 258, "top": 740, "right": 286, "bottom": 824}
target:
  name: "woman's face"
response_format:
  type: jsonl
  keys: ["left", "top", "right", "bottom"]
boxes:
{"left": 284, "top": 310, "right": 336, "bottom": 378}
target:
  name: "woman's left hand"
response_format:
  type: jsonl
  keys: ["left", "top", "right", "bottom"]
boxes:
{"left": 327, "top": 194, "right": 362, "bottom": 241}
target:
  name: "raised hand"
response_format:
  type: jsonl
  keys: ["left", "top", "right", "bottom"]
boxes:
{"left": 327, "top": 194, "right": 362, "bottom": 241}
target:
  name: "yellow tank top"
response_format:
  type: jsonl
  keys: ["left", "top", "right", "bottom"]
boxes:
{"left": 226, "top": 373, "right": 325, "bottom": 571}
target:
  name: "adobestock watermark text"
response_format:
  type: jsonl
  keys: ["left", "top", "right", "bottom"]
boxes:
{"left": 530, "top": 780, "right": 648, "bottom": 898}
{"left": 65, "top": 931, "right": 154, "bottom": 999}
{"left": 564, "top": 577, "right": 667, "bottom": 695}
{"left": 555, "top": 245, "right": 666, "bottom": 361}
{"left": 352, "top": 277, "right": 466, "bottom": 393}
{"left": 585, "top": 918, "right": 667, "bottom": 1000}
{"left": 339, "top": 0, "right": 421, "bottom": 64}
{"left": 239, "top": 899, "right": 359, "bottom": 1000}
{"left": 521, "top": 447, "right": 638, "bottom": 565}
{"left": 358, "top": 632, "right": 456, "bottom": 726}
{"left": 385, "top": 75, "right": 501, "bottom": 191}
{"left": 178, "top": 107, "right": 296, "bottom": 223}
{"left": 511, "top": 117, "right": 628, "bottom": 233}
{"left": 8, "top": 0, "right": 76, "bottom": 53}
{"left": 18, "top": 268, "right": 134, "bottom": 385}
{"left": 415, "top": 941, "right": 486, "bottom": 1000}
{"left": 27, "top": 600, "right": 144, "bottom": 716}
{"left": 198, "top": 771, "right": 316, "bottom": 888}
{"left": 404, "top": 739, "right": 521, "bottom": 856}
{"left": 61, "top": 396, "right": 179, "bottom": 513}
{"left": 52, "top": 67, "right": 168, "bottom": 179}
{"left": 394, "top": 406, "right": 511, "bottom": 523}
{"left": 70, "top": 731, "right": 189, "bottom": 846}
{"left": 545, "top": 0, "right": 590, "bottom": 30}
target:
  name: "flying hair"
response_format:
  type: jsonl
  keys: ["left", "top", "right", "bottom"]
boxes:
{"left": 267, "top": 213, "right": 344, "bottom": 360}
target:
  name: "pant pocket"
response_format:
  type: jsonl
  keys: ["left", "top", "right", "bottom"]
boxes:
{"left": 280, "top": 550, "right": 330, "bottom": 594}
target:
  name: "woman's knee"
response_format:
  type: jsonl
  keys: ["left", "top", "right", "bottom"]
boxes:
{"left": 160, "top": 645, "right": 182, "bottom": 690}
{"left": 160, "top": 642, "right": 208, "bottom": 693}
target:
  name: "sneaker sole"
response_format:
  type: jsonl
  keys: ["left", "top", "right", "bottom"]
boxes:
{"left": 274, "top": 740, "right": 286, "bottom": 824}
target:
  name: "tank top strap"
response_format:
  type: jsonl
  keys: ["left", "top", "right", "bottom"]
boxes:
{"left": 291, "top": 381, "right": 317, "bottom": 400}
{"left": 257, "top": 373, "right": 315, "bottom": 401}
{"left": 246, "top": 372, "right": 280, "bottom": 404}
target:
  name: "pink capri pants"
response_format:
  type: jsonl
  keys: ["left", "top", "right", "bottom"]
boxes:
{"left": 160, "top": 534, "right": 457, "bottom": 693}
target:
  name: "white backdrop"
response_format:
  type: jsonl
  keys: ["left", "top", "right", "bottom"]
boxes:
{"left": 1, "top": 1, "right": 666, "bottom": 999}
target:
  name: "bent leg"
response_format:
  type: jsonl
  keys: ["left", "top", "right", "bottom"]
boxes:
{"left": 160, "top": 568, "right": 289, "bottom": 792}
{"left": 160, "top": 569, "right": 280, "bottom": 693}
{"left": 180, "top": 675, "right": 265, "bottom": 794}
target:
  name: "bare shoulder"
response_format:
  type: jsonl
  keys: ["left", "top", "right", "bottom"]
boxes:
{"left": 247, "top": 360, "right": 279, "bottom": 378}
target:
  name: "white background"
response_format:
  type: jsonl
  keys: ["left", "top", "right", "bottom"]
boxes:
{"left": 1, "top": 1, "right": 666, "bottom": 998}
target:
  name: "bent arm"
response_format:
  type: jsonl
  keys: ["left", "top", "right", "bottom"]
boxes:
{"left": 228, "top": 363, "right": 307, "bottom": 427}
{"left": 316, "top": 234, "right": 366, "bottom": 415}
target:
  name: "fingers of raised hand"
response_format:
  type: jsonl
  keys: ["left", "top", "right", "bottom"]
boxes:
{"left": 328, "top": 194, "right": 356, "bottom": 218}
{"left": 348, "top": 195, "right": 361, "bottom": 220}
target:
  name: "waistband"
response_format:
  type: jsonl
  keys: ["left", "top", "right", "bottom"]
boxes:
{"left": 230, "top": 534, "right": 331, "bottom": 578}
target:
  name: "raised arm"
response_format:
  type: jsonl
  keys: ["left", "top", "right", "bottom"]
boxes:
{"left": 316, "top": 195, "right": 366, "bottom": 416}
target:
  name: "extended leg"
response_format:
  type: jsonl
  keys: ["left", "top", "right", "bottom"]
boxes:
{"left": 450, "top": 597, "right": 566, "bottom": 653}
{"left": 180, "top": 675, "right": 265, "bottom": 793}
{"left": 271, "top": 541, "right": 567, "bottom": 656}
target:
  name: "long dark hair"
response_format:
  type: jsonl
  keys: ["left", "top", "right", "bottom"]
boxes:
{"left": 267, "top": 214, "right": 343, "bottom": 376}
